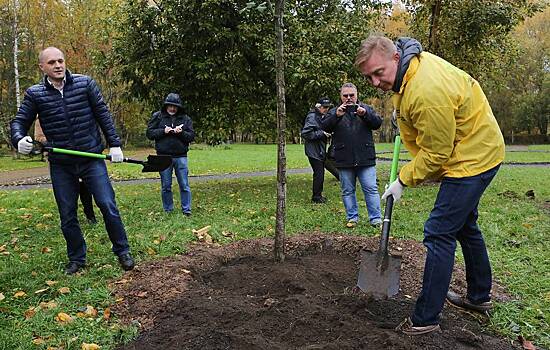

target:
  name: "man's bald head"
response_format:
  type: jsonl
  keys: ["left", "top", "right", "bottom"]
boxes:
{"left": 39, "top": 47, "right": 64, "bottom": 63}
{"left": 38, "top": 47, "right": 66, "bottom": 83}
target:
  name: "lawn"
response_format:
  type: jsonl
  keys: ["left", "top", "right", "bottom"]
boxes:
{"left": 0, "top": 145, "right": 549, "bottom": 349}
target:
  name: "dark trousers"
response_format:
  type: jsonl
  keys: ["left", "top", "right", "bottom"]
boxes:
{"left": 50, "top": 159, "right": 130, "bottom": 264}
{"left": 308, "top": 157, "right": 340, "bottom": 200}
{"left": 79, "top": 180, "right": 95, "bottom": 220}
{"left": 411, "top": 164, "right": 500, "bottom": 326}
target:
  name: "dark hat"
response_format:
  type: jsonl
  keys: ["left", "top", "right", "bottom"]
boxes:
{"left": 163, "top": 93, "right": 183, "bottom": 108}
{"left": 318, "top": 97, "right": 332, "bottom": 107}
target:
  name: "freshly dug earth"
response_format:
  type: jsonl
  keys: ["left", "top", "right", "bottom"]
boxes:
{"left": 113, "top": 234, "right": 518, "bottom": 350}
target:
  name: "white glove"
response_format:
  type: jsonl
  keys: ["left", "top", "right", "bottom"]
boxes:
{"left": 109, "top": 147, "right": 124, "bottom": 163}
{"left": 381, "top": 178, "right": 405, "bottom": 202}
{"left": 17, "top": 136, "right": 34, "bottom": 155}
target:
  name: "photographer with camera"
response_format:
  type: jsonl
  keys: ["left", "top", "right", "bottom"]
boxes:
{"left": 146, "top": 93, "right": 195, "bottom": 215}
{"left": 321, "top": 82, "right": 383, "bottom": 228}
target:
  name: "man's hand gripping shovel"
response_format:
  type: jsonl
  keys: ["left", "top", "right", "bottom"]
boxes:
{"left": 356, "top": 117, "right": 402, "bottom": 299}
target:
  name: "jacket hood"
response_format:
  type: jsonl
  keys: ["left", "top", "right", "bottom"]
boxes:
{"left": 392, "top": 38, "right": 422, "bottom": 93}
{"left": 162, "top": 93, "right": 184, "bottom": 113}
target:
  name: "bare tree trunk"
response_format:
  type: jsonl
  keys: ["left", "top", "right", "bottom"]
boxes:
{"left": 428, "top": 0, "right": 441, "bottom": 54}
{"left": 13, "top": 0, "right": 21, "bottom": 108}
{"left": 273, "top": 0, "right": 287, "bottom": 262}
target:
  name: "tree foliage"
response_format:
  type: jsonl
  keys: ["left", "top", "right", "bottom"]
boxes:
{"left": 110, "top": 0, "right": 388, "bottom": 144}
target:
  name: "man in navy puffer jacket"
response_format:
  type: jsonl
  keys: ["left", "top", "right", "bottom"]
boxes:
{"left": 10, "top": 47, "right": 134, "bottom": 275}
{"left": 146, "top": 93, "right": 195, "bottom": 215}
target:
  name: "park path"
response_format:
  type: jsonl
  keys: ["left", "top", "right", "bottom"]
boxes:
{"left": 1, "top": 144, "right": 548, "bottom": 191}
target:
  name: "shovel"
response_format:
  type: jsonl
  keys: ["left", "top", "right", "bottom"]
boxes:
{"left": 41, "top": 146, "right": 172, "bottom": 173}
{"left": 356, "top": 135, "right": 402, "bottom": 299}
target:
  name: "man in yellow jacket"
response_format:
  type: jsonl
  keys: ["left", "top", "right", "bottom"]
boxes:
{"left": 355, "top": 35, "right": 505, "bottom": 335}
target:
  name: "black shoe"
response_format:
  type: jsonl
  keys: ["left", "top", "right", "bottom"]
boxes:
{"left": 183, "top": 212, "right": 192, "bottom": 217}
{"left": 446, "top": 291, "right": 493, "bottom": 313}
{"left": 118, "top": 253, "right": 135, "bottom": 271}
{"left": 312, "top": 197, "right": 327, "bottom": 204}
{"left": 65, "top": 261, "right": 85, "bottom": 275}
{"left": 86, "top": 217, "right": 97, "bottom": 225}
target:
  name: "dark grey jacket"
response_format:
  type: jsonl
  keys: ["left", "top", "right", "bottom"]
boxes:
{"left": 301, "top": 108, "right": 328, "bottom": 161}
{"left": 10, "top": 70, "right": 121, "bottom": 164}
{"left": 321, "top": 102, "right": 382, "bottom": 168}
{"left": 146, "top": 94, "right": 195, "bottom": 157}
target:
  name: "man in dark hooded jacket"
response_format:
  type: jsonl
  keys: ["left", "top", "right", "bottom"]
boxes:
{"left": 146, "top": 93, "right": 195, "bottom": 215}
{"left": 301, "top": 97, "right": 339, "bottom": 203}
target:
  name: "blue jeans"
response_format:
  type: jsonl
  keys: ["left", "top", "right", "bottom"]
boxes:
{"left": 338, "top": 166, "right": 381, "bottom": 224}
{"left": 160, "top": 156, "right": 191, "bottom": 213}
{"left": 411, "top": 164, "right": 500, "bottom": 326}
{"left": 49, "top": 160, "right": 130, "bottom": 264}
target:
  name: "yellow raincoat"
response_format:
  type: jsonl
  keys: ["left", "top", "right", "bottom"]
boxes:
{"left": 392, "top": 52, "right": 505, "bottom": 187}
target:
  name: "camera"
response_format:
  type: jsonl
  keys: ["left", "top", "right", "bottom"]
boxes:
{"left": 345, "top": 104, "right": 358, "bottom": 113}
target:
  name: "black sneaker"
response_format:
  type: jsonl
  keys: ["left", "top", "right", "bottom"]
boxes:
{"left": 183, "top": 211, "right": 192, "bottom": 217}
{"left": 312, "top": 197, "right": 327, "bottom": 204}
{"left": 65, "top": 261, "right": 85, "bottom": 275}
{"left": 118, "top": 253, "right": 135, "bottom": 271}
{"left": 446, "top": 291, "right": 493, "bottom": 313}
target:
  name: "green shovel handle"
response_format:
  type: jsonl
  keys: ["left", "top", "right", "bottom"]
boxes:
{"left": 389, "top": 135, "right": 401, "bottom": 183}
{"left": 44, "top": 147, "right": 110, "bottom": 160}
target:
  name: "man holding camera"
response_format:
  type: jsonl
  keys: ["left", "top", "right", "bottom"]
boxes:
{"left": 321, "top": 83, "right": 383, "bottom": 228}
{"left": 146, "top": 93, "right": 195, "bottom": 215}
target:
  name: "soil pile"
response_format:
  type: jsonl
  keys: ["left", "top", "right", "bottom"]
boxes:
{"left": 113, "top": 234, "right": 517, "bottom": 350}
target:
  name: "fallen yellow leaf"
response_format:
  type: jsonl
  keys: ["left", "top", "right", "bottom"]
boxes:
{"left": 55, "top": 312, "right": 74, "bottom": 323}
{"left": 146, "top": 247, "right": 156, "bottom": 255}
{"left": 39, "top": 300, "right": 58, "bottom": 310}
{"left": 58, "top": 287, "right": 70, "bottom": 294}
{"left": 81, "top": 343, "right": 101, "bottom": 350}
{"left": 35, "top": 288, "right": 49, "bottom": 294}
{"left": 14, "top": 290, "right": 27, "bottom": 298}
{"left": 0, "top": 293, "right": 4, "bottom": 301}
{"left": 45, "top": 280, "right": 58, "bottom": 286}
{"left": 0, "top": 245, "right": 6, "bottom": 252}
{"left": 103, "top": 307, "right": 111, "bottom": 320}
{"left": 24, "top": 307, "right": 36, "bottom": 319}
{"left": 41, "top": 247, "right": 52, "bottom": 253}
{"left": 32, "top": 337, "right": 45, "bottom": 345}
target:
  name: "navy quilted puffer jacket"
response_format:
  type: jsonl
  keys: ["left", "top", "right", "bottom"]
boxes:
{"left": 10, "top": 70, "right": 121, "bottom": 164}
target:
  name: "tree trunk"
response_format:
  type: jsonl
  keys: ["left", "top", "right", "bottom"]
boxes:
{"left": 273, "top": 0, "right": 287, "bottom": 262}
{"left": 13, "top": 0, "right": 21, "bottom": 109}
{"left": 428, "top": 0, "right": 441, "bottom": 54}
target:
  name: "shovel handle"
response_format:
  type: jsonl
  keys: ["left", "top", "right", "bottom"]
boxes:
{"left": 379, "top": 135, "right": 401, "bottom": 257}
{"left": 43, "top": 146, "right": 144, "bottom": 165}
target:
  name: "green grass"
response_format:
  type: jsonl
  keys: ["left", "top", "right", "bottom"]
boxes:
{"left": 1, "top": 164, "right": 549, "bottom": 349}
{"left": 1, "top": 145, "right": 549, "bottom": 349}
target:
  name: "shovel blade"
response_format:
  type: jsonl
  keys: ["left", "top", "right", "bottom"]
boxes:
{"left": 357, "top": 249, "right": 401, "bottom": 299}
{"left": 141, "top": 155, "right": 172, "bottom": 172}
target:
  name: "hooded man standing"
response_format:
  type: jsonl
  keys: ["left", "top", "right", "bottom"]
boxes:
{"left": 301, "top": 97, "right": 340, "bottom": 203}
{"left": 355, "top": 35, "right": 505, "bottom": 335}
{"left": 10, "top": 47, "right": 134, "bottom": 275}
{"left": 146, "top": 93, "right": 195, "bottom": 215}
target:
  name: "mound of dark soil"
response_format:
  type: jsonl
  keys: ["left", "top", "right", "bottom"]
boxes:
{"left": 113, "top": 234, "right": 518, "bottom": 350}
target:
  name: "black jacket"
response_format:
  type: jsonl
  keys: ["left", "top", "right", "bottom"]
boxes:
{"left": 146, "top": 98, "right": 195, "bottom": 157}
{"left": 321, "top": 102, "right": 382, "bottom": 168}
{"left": 10, "top": 70, "right": 121, "bottom": 164}
{"left": 300, "top": 108, "right": 328, "bottom": 160}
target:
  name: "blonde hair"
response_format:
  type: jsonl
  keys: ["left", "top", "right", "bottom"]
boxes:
{"left": 355, "top": 35, "right": 396, "bottom": 68}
